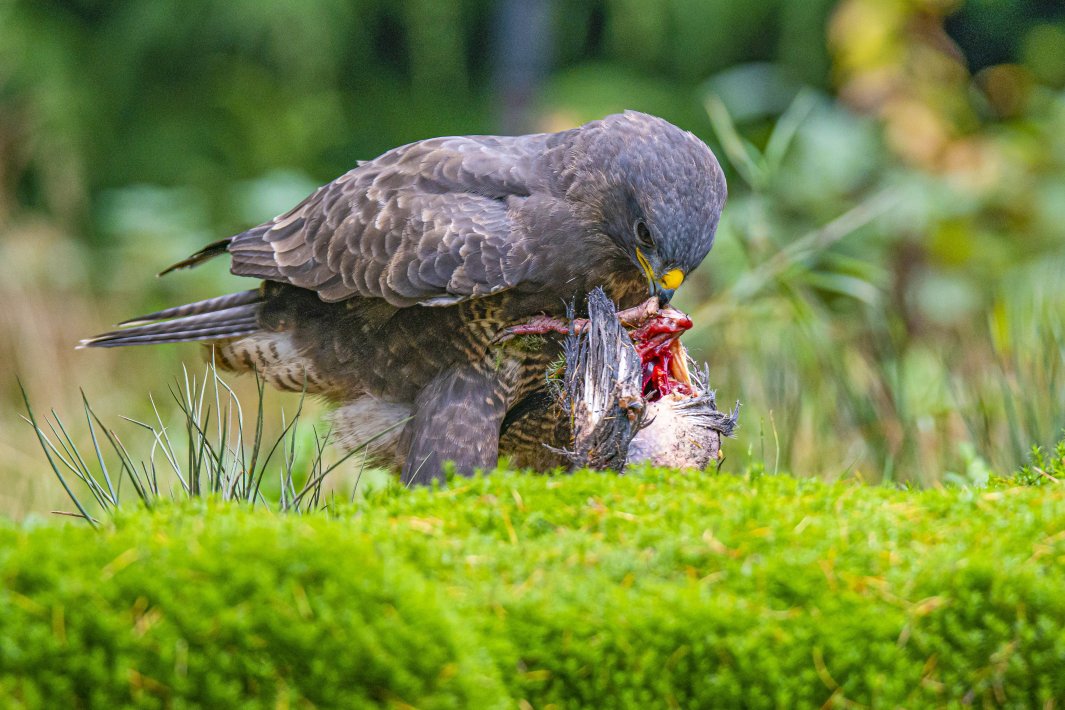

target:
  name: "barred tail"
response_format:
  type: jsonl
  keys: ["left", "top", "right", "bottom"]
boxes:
{"left": 78, "top": 290, "right": 262, "bottom": 349}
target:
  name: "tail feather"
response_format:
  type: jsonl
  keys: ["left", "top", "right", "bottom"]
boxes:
{"left": 81, "top": 324, "right": 260, "bottom": 348}
{"left": 84, "top": 316, "right": 260, "bottom": 344}
{"left": 119, "top": 290, "right": 261, "bottom": 326}
{"left": 79, "top": 290, "right": 263, "bottom": 349}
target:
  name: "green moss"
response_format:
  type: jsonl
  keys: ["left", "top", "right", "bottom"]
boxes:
{"left": 2, "top": 470, "right": 1063, "bottom": 708}
{"left": 0, "top": 501, "right": 506, "bottom": 709}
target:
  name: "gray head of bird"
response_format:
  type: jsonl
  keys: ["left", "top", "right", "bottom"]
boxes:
{"left": 557, "top": 287, "right": 738, "bottom": 472}
{"left": 560, "top": 111, "right": 728, "bottom": 304}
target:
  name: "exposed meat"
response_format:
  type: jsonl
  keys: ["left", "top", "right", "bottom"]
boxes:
{"left": 498, "top": 298, "right": 697, "bottom": 402}
{"left": 629, "top": 308, "right": 694, "bottom": 401}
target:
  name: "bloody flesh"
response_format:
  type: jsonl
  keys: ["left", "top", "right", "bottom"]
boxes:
{"left": 498, "top": 297, "right": 698, "bottom": 401}
{"left": 630, "top": 308, "right": 693, "bottom": 401}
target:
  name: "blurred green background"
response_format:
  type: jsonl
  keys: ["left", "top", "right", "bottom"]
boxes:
{"left": 2, "top": 0, "right": 1064, "bottom": 518}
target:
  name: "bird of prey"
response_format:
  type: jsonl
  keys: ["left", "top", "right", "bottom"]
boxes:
{"left": 82, "top": 111, "right": 727, "bottom": 484}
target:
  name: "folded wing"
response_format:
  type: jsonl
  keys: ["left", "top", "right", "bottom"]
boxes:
{"left": 217, "top": 134, "right": 551, "bottom": 307}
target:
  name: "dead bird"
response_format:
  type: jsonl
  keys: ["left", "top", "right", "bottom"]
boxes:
{"left": 498, "top": 288, "right": 738, "bottom": 472}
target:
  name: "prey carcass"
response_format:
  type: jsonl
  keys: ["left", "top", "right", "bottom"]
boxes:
{"left": 499, "top": 288, "right": 738, "bottom": 472}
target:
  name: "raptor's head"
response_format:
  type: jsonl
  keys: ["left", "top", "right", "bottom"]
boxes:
{"left": 563, "top": 111, "right": 727, "bottom": 303}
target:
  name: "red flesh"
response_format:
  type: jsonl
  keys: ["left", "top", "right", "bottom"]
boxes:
{"left": 499, "top": 299, "right": 695, "bottom": 401}
{"left": 630, "top": 308, "right": 693, "bottom": 401}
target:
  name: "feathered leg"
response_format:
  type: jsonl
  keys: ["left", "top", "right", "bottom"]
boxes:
{"left": 400, "top": 366, "right": 508, "bottom": 486}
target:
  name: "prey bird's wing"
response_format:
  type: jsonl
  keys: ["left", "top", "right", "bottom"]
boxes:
{"left": 225, "top": 135, "right": 551, "bottom": 307}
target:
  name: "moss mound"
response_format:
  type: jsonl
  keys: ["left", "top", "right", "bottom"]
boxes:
{"left": 2, "top": 470, "right": 1063, "bottom": 707}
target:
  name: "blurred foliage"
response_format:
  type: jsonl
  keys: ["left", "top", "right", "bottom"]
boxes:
{"left": 684, "top": 0, "right": 1065, "bottom": 483}
{"left": 2, "top": 0, "right": 1065, "bottom": 515}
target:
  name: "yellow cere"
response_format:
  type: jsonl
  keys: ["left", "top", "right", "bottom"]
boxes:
{"left": 659, "top": 269, "right": 684, "bottom": 290}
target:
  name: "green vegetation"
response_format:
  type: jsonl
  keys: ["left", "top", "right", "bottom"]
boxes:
{"left": 1009, "top": 439, "right": 1065, "bottom": 487}
{"left": 2, "top": 469, "right": 1063, "bottom": 707}
{"left": 18, "top": 365, "right": 390, "bottom": 525}
{"left": 0, "top": 499, "right": 505, "bottom": 708}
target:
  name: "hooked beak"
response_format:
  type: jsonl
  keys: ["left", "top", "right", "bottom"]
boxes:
{"left": 636, "top": 249, "right": 684, "bottom": 305}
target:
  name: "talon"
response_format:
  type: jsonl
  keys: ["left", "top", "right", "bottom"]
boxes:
{"left": 490, "top": 329, "right": 515, "bottom": 345}
{"left": 503, "top": 296, "right": 695, "bottom": 402}
{"left": 493, "top": 315, "right": 574, "bottom": 344}
{"left": 502, "top": 297, "right": 661, "bottom": 344}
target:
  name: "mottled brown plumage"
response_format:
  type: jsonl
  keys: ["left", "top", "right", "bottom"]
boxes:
{"left": 81, "top": 112, "right": 727, "bottom": 484}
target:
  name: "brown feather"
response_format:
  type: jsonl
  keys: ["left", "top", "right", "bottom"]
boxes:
{"left": 157, "top": 237, "right": 233, "bottom": 276}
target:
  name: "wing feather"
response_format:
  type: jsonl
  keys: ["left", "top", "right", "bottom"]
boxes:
{"left": 227, "top": 134, "right": 553, "bottom": 307}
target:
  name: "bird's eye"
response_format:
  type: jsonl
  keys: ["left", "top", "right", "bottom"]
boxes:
{"left": 634, "top": 220, "right": 655, "bottom": 248}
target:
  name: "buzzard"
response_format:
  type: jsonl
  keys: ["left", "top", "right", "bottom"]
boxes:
{"left": 82, "top": 111, "right": 727, "bottom": 484}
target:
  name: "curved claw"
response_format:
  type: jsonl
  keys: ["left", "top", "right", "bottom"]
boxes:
{"left": 491, "top": 315, "right": 576, "bottom": 345}
{"left": 495, "top": 297, "right": 665, "bottom": 345}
